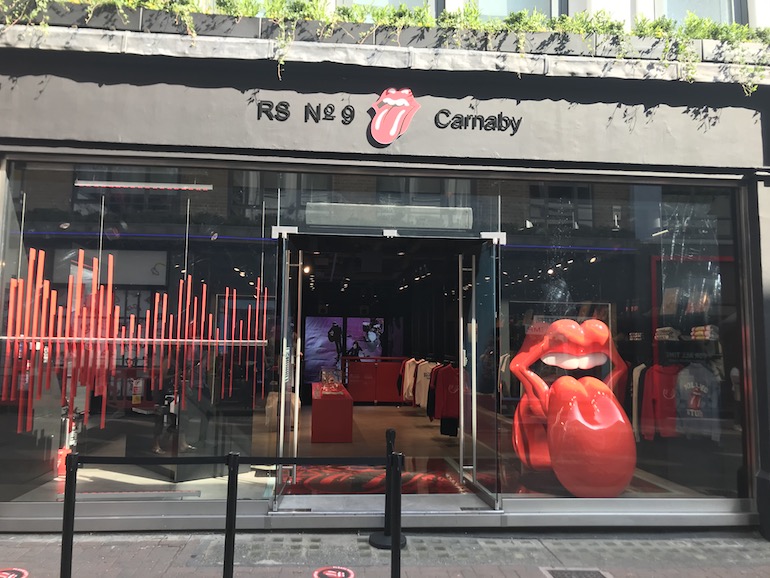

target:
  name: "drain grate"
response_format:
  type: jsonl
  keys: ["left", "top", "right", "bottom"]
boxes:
{"left": 542, "top": 569, "right": 612, "bottom": 578}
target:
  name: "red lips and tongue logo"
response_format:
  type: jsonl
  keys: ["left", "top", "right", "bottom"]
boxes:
{"left": 510, "top": 319, "right": 636, "bottom": 498}
{"left": 369, "top": 88, "right": 421, "bottom": 146}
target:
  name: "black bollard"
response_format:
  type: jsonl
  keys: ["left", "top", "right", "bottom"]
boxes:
{"left": 369, "top": 429, "right": 406, "bottom": 549}
{"left": 390, "top": 452, "right": 404, "bottom": 577}
{"left": 223, "top": 452, "right": 240, "bottom": 578}
{"left": 60, "top": 452, "right": 79, "bottom": 578}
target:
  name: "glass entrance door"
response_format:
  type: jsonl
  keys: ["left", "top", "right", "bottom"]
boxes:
{"left": 459, "top": 241, "right": 500, "bottom": 508}
{"left": 273, "top": 235, "right": 303, "bottom": 508}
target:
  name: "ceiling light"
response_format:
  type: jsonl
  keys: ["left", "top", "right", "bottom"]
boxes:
{"left": 555, "top": 263, "right": 562, "bottom": 268}
{"left": 397, "top": 252, "right": 405, "bottom": 256}
{"left": 239, "top": 272, "right": 246, "bottom": 277}
{"left": 589, "top": 256, "right": 597, "bottom": 263}
{"left": 234, "top": 267, "right": 240, "bottom": 272}
{"left": 59, "top": 222, "right": 70, "bottom": 230}
{"left": 567, "top": 259, "right": 574, "bottom": 264}
{"left": 547, "top": 269, "right": 554, "bottom": 275}
{"left": 75, "top": 180, "right": 213, "bottom": 191}
{"left": 303, "top": 266, "right": 311, "bottom": 274}
{"left": 249, "top": 281, "right": 255, "bottom": 286}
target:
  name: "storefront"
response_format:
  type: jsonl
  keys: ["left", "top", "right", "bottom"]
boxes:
{"left": 0, "top": 23, "right": 768, "bottom": 533}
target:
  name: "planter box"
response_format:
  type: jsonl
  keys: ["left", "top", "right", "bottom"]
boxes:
{"left": 595, "top": 35, "right": 673, "bottom": 61}
{"left": 488, "top": 31, "right": 594, "bottom": 57}
{"left": 34, "top": 2, "right": 140, "bottom": 32}
{"left": 191, "top": 14, "right": 261, "bottom": 39}
{"left": 376, "top": 26, "right": 486, "bottom": 51}
{"left": 702, "top": 39, "right": 770, "bottom": 65}
{"left": 141, "top": 8, "right": 190, "bottom": 35}
{"left": 291, "top": 20, "right": 375, "bottom": 45}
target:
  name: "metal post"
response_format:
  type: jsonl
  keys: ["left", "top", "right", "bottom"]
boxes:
{"left": 60, "top": 452, "right": 79, "bottom": 578}
{"left": 369, "top": 429, "right": 405, "bottom": 549}
{"left": 390, "top": 452, "right": 404, "bottom": 578}
{"left": 223, "top": 452, "right": 240, "bottom": 578}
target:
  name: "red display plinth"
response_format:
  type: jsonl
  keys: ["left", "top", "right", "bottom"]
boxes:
{"left": 311, "top": 382, "right": 353, "bottom": 443}
{"left": 342, "top": 357, "right": 406, "bottom": 403}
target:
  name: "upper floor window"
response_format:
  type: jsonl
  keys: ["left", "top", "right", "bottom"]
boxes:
{"left": 478, "top": 0, "right": 558, "bottom": 20}
{"left": 529, "top": 183, "right": 593, "bottom": 230}
{"left": 655, "top": 0, "right": 745, "bottom": 24}
{"left": 73, "top": 165, "right": 210, "bottom": 217}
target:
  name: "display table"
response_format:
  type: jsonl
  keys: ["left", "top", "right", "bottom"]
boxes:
{"left": 342, "top": 357, "right": 406, "bottom": 403}
{"left": 311, "top": 382, "right": 353, "bottom": 443}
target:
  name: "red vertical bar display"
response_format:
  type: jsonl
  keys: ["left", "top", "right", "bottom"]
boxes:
{"left": 45, "top": 289, "right": 56, "bottom": 392}
{"left": 61, "top": 274, "right": 73, "bottom": 406}
{"left": 221, "top": 288, "right": 228, "bottom": 398}
{"left": 181, "top": 277, "right": 192, "bottom": 408}
{"left": 207, "top": 313, "right": 213, "bottom": 401}
{"left": 105, "top": 255, "right": 114, "bottom": 381}
{"left": 229, "top": 289, "right": 236, "bottom": 397}
{"left": 247, "top": 303, "right": 254, "bottom": 408}
{"left": 150, "top": 292, "right": 160, "bottom": 391}
{"left": 175, "top": 278, "right": 183, "bottom": 396}
{"left": 253, "top": 279, "right": 260, "bottom": 406}
{"left": 192, "top": 296, "right": 199, "bottom": 402}
{"left": 36, "top": 280, "right": 49, "bottom": 397}
{"left": 128, "top": 314, "right": 135, "bottom": 360}
{"left": 262, "top": 286, "right": 268, "bottom": 399}
{"left": 159, "top": 294, "right": 167, "bottom": 378}
{"left": 27, "top": 250, "right": 45, "bottom": 431}
{"left": 11, "top": 279, "right": 24, "bottom": 401}
{"left": 2, "top": 278, "right": 17, "bottom": 401}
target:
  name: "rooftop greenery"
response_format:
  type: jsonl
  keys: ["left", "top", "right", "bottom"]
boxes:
{"left": 3, "top": 0, "right": 770, "bottom": 43}
{"left": 3, "top": 0, "right": 770, "bottom": 93}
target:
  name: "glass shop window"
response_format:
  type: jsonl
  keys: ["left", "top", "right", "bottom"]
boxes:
{"left": 376, "top": 176, "right": 470, "bottom": 207}
{"left": 499, "top": 180, "right": 748, "bottom": 501}
{"left": 72, "top": 164, "right": 211, "bottom": 217}
{"left": 529, "top": 183, "right": 593, "bottom": 229}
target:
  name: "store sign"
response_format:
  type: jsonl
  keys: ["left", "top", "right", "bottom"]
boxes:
{"left": 255, "top": 87, "right": 522, "bottom": 148}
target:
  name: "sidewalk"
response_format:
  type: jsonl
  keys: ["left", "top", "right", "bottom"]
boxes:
{"left": 3, "top": 529, "right": 770, "bottom": 577}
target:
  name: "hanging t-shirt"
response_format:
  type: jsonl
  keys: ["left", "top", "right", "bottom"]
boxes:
{"left": 402, "top": 358, "right": 421, "bottom": 402}
{"left": 434, "top": 364, "right": 462, "bottom": 420}
{"left": 641, "top": 364, "right": 683, "bottom": 440}
{"left": 676, "top": 362, "right": 721, "bottom": 442}
{"left": 414, "top": 361, "right": 440, "bottom": 408}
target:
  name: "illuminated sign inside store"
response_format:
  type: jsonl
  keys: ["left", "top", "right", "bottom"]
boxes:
{"left": 255, "top": 87, "right": 523, "bottom": 146}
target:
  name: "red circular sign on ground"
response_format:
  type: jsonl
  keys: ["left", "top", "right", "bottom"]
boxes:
{"left": 0, "top": 569, "right": 29, "bottom": 578}
{"left": 312, "top": 566, "right": 355, "bottom": 578}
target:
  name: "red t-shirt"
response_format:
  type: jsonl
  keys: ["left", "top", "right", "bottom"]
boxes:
{"left": 641, "top": 364, "right": 683, "bottom": 440}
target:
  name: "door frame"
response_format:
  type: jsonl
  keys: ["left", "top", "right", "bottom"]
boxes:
{"left": 275, "top": 232, "right": 502, "bottom": 511}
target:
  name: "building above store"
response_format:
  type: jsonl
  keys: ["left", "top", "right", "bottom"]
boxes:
{"left": 2, "top": 1, "right": 770, "bottom": 93}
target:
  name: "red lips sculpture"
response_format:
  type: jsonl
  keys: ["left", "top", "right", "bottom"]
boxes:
{"left": 510, "top": 319, "right": 636, "bottom": 498}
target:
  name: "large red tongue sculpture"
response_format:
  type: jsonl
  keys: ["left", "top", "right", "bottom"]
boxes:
{"left": 510, "top": 319, "right": 636, "bottom": 498}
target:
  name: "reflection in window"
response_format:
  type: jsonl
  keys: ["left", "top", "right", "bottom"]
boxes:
{"left": 655, "top": 0, "right": 736, "bottom": 24}
{"left": 479, "top": 0, "right": 553, "bottom": 20}
{"left": 72, "top": 165, "right": 213, "bottom": 218}
{"left": 529, "top": 183, "right": 593, "bottom": 229}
